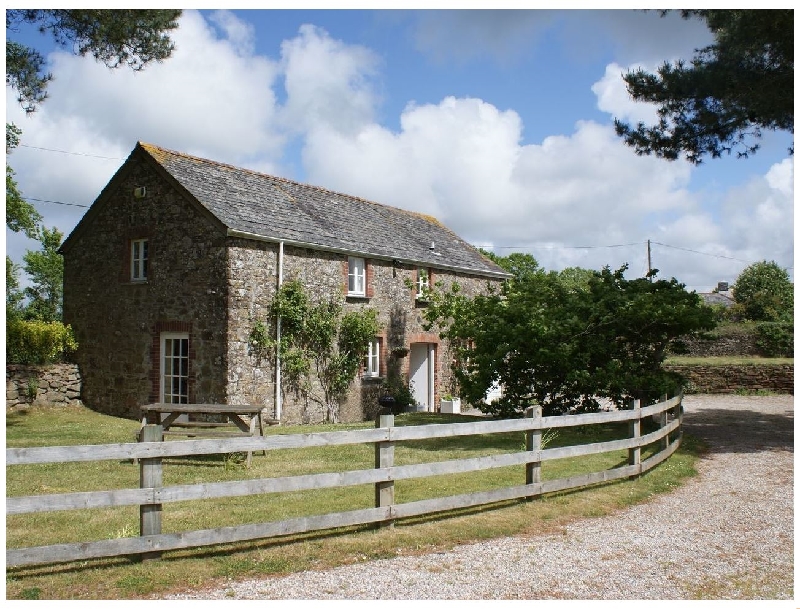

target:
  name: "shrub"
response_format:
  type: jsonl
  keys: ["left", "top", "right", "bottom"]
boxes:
{"left": 754, "top": 321, "right": 793, "bottom": 357}
{"left": 380, "top": 375, "right": 415, "bottom": 414}
{"left": 6, "top": 319, "right": 78, "bottom": 364}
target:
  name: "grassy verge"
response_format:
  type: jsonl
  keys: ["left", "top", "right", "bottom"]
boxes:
{"left": 6, "top": 404, "right": 703, "bottom": 600}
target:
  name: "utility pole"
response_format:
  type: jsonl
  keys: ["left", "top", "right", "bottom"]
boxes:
{"left": 647, "top": 239, "right": 652, "bottom": 279}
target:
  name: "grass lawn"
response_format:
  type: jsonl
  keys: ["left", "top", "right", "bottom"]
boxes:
{"left": 6, "top": 404, "right": 703, "bottom": 600}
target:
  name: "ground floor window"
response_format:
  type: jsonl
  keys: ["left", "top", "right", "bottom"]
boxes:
{"left": 161, "top": 332, "right": 189, "bottom": 403}
{"left": 365, "top": 337, "right": 381, "bottom": 377}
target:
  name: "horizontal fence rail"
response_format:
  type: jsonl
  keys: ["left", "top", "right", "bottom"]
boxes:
{"left": 7, "top": 394, "right": 683, "bottom": 567}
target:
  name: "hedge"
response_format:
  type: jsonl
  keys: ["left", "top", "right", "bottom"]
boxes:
{"left": 6, "top": 319, "right": 78, "bottom": 365}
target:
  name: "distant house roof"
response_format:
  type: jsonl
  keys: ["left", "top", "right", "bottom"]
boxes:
{"left": 699, "top": 291, "right": 735, "bottom": 307}
{"left": 64, "top": 142, "right": 509, "bottom": 279}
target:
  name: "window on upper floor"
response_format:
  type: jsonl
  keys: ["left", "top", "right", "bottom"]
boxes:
{"left": 416, "top": 267, "right": 431, "bottom": 300}
{"left": 131, "top": 238, "right": 149, "bottom": 282}
{"left": 417, "top": 269, "right": 431, "bottom": 298}
{"left": 348, "top": 256, "right": 366, "bottom": 296}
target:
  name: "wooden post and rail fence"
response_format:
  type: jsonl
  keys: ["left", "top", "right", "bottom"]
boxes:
{"left": 6, "top": 394, "right": 682, "bottom": 568}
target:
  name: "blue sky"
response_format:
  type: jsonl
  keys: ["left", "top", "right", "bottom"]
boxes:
{"left": 4, "top": 8, "right": 794, "bottom": 292}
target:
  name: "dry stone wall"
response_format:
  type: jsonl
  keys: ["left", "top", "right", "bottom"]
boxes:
{"left": 6, "top": 364, "right": 82, "bottom": 409}
{"left": 677, "top": 332, "right": 760, "bottom": 357}
{"left": 666, "top": 363, "right": 793, "bottom": 394}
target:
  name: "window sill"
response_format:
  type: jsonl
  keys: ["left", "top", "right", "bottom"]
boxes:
{"left": 346, "top": 294, "right": 371, "bottom": 302}
{"left": 361, "top": 375, "right": 384, "bottom": 383}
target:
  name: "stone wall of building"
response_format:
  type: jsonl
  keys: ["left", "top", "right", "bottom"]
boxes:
{"left": 62, "top": 152, "right": 230, "bottom": 419}
{"left": 225, "top": 241, "right": 504, "bottom": 424}
{"left": 6, "top": 363, "right": 82, "bottom": 409}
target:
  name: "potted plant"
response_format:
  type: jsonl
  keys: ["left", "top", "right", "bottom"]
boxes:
{"left": 440, "top": 393, "right": 461, "bottom": 414}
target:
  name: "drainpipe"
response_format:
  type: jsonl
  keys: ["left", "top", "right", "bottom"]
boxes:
{"left": 275, "top": 241, "right": 284, "bottom": 421}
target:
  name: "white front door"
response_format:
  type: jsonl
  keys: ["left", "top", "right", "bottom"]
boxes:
{"left": 409, "top": 343, "right": 435, "bottom": 411}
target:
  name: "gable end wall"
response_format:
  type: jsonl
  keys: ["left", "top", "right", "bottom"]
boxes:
{"left": 62, "top": 155, "right": 229, "bottom": 418}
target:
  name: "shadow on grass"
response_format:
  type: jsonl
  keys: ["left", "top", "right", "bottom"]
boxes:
{"left": 5, "top": 408, "right": 34, "bottom": 426}
{"left": 394, "top": 412, "right": 636, "bottom": 454}
{"left": 5, "top": 499, "right": 525, "bottom": 583}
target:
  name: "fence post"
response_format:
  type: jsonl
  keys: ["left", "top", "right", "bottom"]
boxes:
{"left": 628, "top": 398, "right": 641, "bottom": 480}
{"left": 525, "top": 405, "right": 542, "bottom": 500}
{"left": 139, "top": 423, "right": 163, "bottom": 561}
{"left": 660, "top": 393, "right": 669, "bottom": 450}
{"left": 374, "top": 411, "right": 395, "bottom": 528}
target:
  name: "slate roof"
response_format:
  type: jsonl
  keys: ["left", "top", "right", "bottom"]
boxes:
{"left": 699, "top": 291, "right": 735, "bottom": 307}
{"left": 138, "top": 143, "right": 509, "bottom": 278}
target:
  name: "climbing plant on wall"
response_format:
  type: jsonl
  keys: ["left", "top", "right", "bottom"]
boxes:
{"left": 249, "top": 279, "right": 379, "bottom": 423}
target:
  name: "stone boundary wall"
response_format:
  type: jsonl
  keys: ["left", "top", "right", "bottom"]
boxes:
{"left": 666, "top": 364, "right": 794, "bottom": 394}
{"left": 677, "top": 333, "right": 760, "bottom": 357}
{"left": 6, "top": 364, "right": 82, "bottom": 409}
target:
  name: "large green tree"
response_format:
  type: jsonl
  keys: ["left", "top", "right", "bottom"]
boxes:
{"left": 732, "top": 260, "right": 793, "bottom": 322}
{"left": 6, "top": 9, "right": 181, "bottom": 113}
{"left": 6, "top": 124, "right": 42, "bottom": 239}
{"left": 5, "top": 9, "right": 182, "bottom": 235}
{"left": 6, "top": 257, "right": 25, "bottom": 322}
{"left": 21, "top": 227, "right": 65, "bottom": 323}
{"left": 424, "top": 263, "right": 714, "bottom": 417}
{"left": 615, "top": 10, "right": 793, "bottom": 164}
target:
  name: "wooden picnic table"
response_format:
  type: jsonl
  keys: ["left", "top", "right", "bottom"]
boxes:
{"left": 139, "top": 403, "right": 276, "bottom": 467}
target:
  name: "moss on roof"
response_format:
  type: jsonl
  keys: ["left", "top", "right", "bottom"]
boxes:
{"left": 138, "top": 142, "right": 509, "bottom": 277}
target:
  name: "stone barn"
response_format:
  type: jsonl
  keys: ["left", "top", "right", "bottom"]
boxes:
{"left": 60, "top": 142, "right": 509, "bottom": 423}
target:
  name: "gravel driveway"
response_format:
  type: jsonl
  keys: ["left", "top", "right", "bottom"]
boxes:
{"left": 162, "top": 394, "right": 794, "bottom": 600}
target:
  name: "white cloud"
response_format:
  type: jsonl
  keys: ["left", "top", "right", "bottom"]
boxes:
{"left": 5, "top": 9, "right": 284, "bottom": 264}
{"left": 722, "top": 159, "right": 794, "bottom": 265}
{"left": 16, "top": 10, "right": 283, "bottom": 163}
{"left": 303, "top": 95, "right": 697, "bottom": 264}
{"left": 5, "top": 11, "right": 792, "bottom": 295}
{"left": 279, "top": 24, "right": 381, "bottom": 136}
{"left": 208, "top": 9, "right": 256, "bottom": 56}
{"left": 593, "top": 62, "right": 659, "bottom": 125}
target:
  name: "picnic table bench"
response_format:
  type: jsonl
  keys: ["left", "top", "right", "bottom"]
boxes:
{"left": 139, "top": 403, "right": 278, "bottom": 466}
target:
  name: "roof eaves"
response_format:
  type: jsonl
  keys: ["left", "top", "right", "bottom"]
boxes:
{"left": 226, "top": 228, "right": 512, "bottom": 279}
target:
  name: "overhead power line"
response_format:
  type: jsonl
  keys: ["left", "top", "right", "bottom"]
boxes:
{"left": 478, "top": 240, "right": 792, "bottom": 270}
{"left": 476, "top": 242, "right": 644, "bottom": 251}
{"left": 27, "top": 197, "right": 89, "bottom": 208}
{"left": 19, "top": 144, "right": 122, "bottom": 160}
{"left": 650, "top": 241, "right": 758, "bottom": 265}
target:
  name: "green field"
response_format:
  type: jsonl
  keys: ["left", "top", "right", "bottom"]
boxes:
{"left": 6, "top": 404, "right": 702, "bottom": 600}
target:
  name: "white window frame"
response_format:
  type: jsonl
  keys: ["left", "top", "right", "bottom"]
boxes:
{"left": 348, "top": 256, "right": 366, "bottom": 296}
{"left": 416, "top": 268, "right": 430, "bottom": 299}
{"left": 131, "top": 238, "right": 148, "bottom": 282}
{"left": 161, "top": 332, "right": 189, "bottom": 404}
{"left": 364, "top": 338, "right": 381, "bottom": 378}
